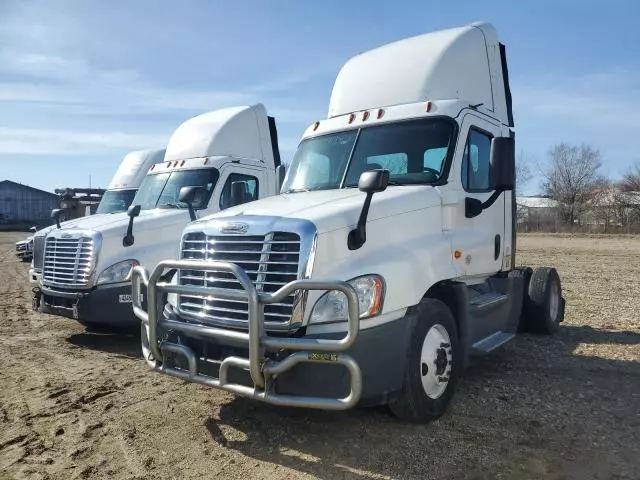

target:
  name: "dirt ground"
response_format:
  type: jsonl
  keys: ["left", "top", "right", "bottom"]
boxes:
{"left": 0, "top": 232, "right": 638, "bottom": 480}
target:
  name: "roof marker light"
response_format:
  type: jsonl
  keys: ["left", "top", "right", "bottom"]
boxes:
{"left": 313, "top": 121, "right": 320, "bottom": 131}
{"left": 348, "top": 113, "right": 355, "bottom": 124}
{"left": 204, "top": 158, "right": 209, "bottom": 165}
{"left": 180, "top": 160, "right": 186, "bottom": 167}
{"left": 425, "top": 101, "right": 432, "bottom": 112}
{"left": 377, "top": 108, "right": 385, "bottom": 119}
{"left": 362, "top": 111, "right": 370, "bottom": 121}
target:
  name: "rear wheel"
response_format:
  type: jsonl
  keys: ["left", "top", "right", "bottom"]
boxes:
{"left": 523, "top": 267, "right": 563, "bottom": 334}
{"left": 389, "top": 298, "right": 459, "bottom": 423}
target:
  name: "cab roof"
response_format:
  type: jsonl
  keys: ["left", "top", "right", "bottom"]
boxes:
{"left": 107, "top": 148, "right": 165, "bottom": 190}
{"left": 164, "top": 103, "right": 276, "bottom": 164}
{"left": 327, "top": 22, "right": 512, "bottom": 127}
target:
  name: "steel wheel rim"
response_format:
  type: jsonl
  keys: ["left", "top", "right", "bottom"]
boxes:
{"left": 549, "top": 279, "right": 560, "bottom": 321}
{"left": 419, "top": 323, "right": 452, "bottom": 399}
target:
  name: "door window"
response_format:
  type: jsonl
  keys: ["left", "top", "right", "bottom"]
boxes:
{"left": 219, "top": 173, "right": 259, "bottom": 210}
{"left": 461, "top": 129, "right": 492, "bottom": 192}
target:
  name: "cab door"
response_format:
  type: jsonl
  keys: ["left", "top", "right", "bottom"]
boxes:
{"left": 449, "top": 112, "right": 506, "bottom": 279}
{"left": 213, "top": 163, "right": 266, "bottom": 214}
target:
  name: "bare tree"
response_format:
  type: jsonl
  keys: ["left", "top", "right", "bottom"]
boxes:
{"left": 620, "top": 162, "right": 640, "bottom": 192}
{"left": 542, "top": 143, "right": 602, "bottom": 227}
{"left": 515, "top": 149, "right": 533, "bottom": 193}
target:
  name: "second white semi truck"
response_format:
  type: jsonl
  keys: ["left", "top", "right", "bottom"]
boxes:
{"left": 32, "top": 104, "right": 284, "bottom": 326}
{"left": 133, "top": 22, "right": 565, "bottom": 423}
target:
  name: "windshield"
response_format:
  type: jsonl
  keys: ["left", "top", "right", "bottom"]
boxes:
{"left": 95, "top": 189, "right": 137, "bottom": 214}
{"left": 282, "top": 118, "right": 455, "bottom": 193}
{"left": 132, "top": 169, "right": 219, "bottom": 210}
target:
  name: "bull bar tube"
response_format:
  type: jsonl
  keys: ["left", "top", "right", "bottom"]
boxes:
{"left": 131, "top": 260, "right": 363, "bottom": 410}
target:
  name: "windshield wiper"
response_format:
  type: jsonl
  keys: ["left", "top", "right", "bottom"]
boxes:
{"left": 158, "top": 202, "right": 184, "bottom": 209}
{"left": 283, "top": 188, "right": 311, "bottom": 194}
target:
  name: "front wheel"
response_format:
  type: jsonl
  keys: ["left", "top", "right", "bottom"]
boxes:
{"left": 389, "top": 298, "right": 459, "bottom": 423}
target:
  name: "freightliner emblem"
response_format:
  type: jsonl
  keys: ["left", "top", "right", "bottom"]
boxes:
{"left": 220, "top": 222, "right": 249, "bottom": 235}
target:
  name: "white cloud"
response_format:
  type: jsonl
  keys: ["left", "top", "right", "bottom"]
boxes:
{"left": 512, "top": 68, "right": 640, "bottom": 129}
{"left": 0, "top": 47, "right": 322, "bottom": 123}
{"left": 0, "top": 127, "right": 168, "bottom": 155}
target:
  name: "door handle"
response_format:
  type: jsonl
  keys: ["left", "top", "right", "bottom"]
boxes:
{"left": 494, "top": 234, "right": 501, "bottom": 260}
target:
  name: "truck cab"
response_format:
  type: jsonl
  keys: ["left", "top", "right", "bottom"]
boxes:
{"left": 133, "top": 23, "right": 565, "bottom": 422}
{"left": 95, "top": 149, "right": 166, "bottom": 214}
{"left": 34, "top": 103, "right": 283, "bottom": 326}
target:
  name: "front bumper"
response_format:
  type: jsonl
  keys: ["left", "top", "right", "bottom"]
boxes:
{"left": 132, "top": 260, "right": 412, "bottom": 410}
{"left": 38, "top": 283, "right": 144, "bottom": 326}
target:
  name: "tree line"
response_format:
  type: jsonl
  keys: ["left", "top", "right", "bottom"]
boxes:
{"left": 516, "top": 144, "right": 640, "bottom": 233}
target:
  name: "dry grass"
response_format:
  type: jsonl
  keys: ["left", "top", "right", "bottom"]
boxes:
{"left": 0, "top": 232, "right": 638, "bottom": 480}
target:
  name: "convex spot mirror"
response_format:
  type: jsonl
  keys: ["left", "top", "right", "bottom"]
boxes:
{"left": 127, "top": 204, "right": 141, "bottom": 218}
{"left": 358, "top": 169, "right": 390, "bottom": 193}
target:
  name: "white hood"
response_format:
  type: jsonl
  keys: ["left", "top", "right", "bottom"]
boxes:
{"left": 198, "top": 186, "right": 442, "bottom": 234}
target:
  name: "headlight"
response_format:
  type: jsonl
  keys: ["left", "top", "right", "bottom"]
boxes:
{"left": 96, "top": 260, "right": 139, "bottom": 285}
{"left": 310, "top": 275, "right": 384, "bottom": 325}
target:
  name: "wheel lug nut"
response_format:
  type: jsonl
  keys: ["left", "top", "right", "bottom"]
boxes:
{"left": 421, "top": 362, "right": 429, "bottom": 376}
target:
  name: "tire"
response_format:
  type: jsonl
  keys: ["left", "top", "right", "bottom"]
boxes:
{"left": 523, "top": 267, "right": 563, "bottom": 334}
{"left": 389, "top": 298, "right": 459, "bottom": 423}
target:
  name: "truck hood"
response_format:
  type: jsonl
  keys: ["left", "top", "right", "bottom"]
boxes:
{"left": 199, "top": 186, "right": 443, "bottom": 234}
{"left": 43, "top": 209, "right": 191, "bottom": 238}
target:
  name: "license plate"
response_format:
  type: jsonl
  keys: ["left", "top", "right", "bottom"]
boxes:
{"left": 119, "top": 294, "right": 143, "bottom": 303}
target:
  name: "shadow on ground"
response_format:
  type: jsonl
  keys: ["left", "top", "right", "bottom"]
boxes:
{"left": 202, "top": 324, "right": 640, "bottom": 480}
{"left": 66, "top": 324, "right": 142, "bottom": 358}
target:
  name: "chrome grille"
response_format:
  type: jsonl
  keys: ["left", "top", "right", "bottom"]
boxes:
{"left": 32, "top": 235, "right": 45, "bottom": 273}
{"left": 42, "top": 236, "right": 94, "bottom": 287}
{"left": 178, "top": 231, "right": 301, "bottom": 329}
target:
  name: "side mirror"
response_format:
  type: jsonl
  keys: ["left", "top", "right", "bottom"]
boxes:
{"left": 51, "top": 209, "right": 62, "bottom": 229}
{"left": 490, "top": 137, "right": 515, "bottom": 191}
{"left": 123, "top": 204, "right": 141, "bottom": 247}
{"left": 348, "top": 169, "right": 390, "bottom": 250}
{"left": 178, "top": 186, "right": 206, "bottom": 221}
{"left": 29, "top": 226, "right": 37, "bottom": 232}
{"left": 230, "top": 181, "right": 249, "bottom": 208}
{"left": 127, "top": 204, "right": 141, "bottom": 218}
{"left": 358, "top": 169, "right": 390, "bottom": 193}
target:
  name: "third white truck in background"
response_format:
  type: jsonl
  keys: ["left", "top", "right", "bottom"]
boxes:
{"left": 134, "top": 21, "right": 566, "bottom": 423}
{"left": 27, "top": 148, "right": 164, "bottom": 282}
{"left": 95, "top": 149, "right": 167, "bottom": 214}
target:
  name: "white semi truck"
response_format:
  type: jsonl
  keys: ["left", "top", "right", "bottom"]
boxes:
{"left": 27, "top": 149, "right": 165, "bottom": 282}
{"left": 133, "top": 22, "right": 565, "bottom": 423}
{"left": 33, "top": 104, "right": 284, "bottom": 326}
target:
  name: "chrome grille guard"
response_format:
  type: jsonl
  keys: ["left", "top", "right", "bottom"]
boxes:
{"left": 132, "top": 260, "right": 363, "bottom": 410}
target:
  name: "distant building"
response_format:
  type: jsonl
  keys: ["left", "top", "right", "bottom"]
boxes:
{"left": 0, "top": 180, "right": 58, "bottom": 227}
{"left": 516, "top": 196, "right": 560, "bottom": 231}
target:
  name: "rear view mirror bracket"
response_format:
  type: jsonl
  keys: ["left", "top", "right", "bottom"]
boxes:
{"left": 123, "top": 205, "right": 141, "bottom": 247}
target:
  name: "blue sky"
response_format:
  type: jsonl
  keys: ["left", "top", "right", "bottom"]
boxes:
{"left": 1, "top": 0, "right": 639, "bottom": 194}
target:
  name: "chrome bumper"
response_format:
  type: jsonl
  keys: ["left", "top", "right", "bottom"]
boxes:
{"left": 131, "top": 260, "right": 363, "bottom": 410}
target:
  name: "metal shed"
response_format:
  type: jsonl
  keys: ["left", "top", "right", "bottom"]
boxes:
{"left": 0, "top": 180, "right": 58, "bottom": 227}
